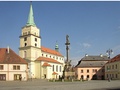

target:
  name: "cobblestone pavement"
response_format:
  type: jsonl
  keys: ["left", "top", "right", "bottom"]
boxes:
{"left": 0, "top": 80, "right": 120, "bottom": 90}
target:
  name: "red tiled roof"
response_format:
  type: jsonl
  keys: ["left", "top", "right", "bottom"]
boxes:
{"left": 36, "top": 57, "right": 62, "bottom": 64}
{"left": 42, "top": 62, "right": 51, "bottom": 67}
{"left": 52, "top": 72, "right": 58, "bottom": 75}
{"left": 0, "top": 48, "right": 27, "bottom": 64}
{"left": 41, "top": 46, "right": 63, "bottom": 57}
{"left": 107, "top": 54, "right": 120, "bottom": 64}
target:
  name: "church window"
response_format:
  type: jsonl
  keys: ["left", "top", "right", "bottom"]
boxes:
{"left": 28, "top": 31, "right": 30, "bottom": 34}
{"left": 35, "top": 38, "right": 37, "bottom": 42}
{"left": 56, "top": 65, "right": 58, "bottom": 72}
{"left": 53, "top": 65, "right": 54, "bottom": 71}
{"left": 59, "top": 66, "right": 61, "bottom": 72}
{"left": 24, "top": 43, "right": 27, "bottom": 46}
{"left": 24, "top": 37, "right": 27, "bottom": 41}
{"left": 35, "top": 43, "right": 37, "bottom": 47}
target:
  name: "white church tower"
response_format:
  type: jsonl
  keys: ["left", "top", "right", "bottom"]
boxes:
{"left": 19, "top": 2, "right": 41, "bottom": 78}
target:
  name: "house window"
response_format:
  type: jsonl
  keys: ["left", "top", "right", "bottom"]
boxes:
{"left": 13, "top": 65, "right": 20, "bottom": 70}
{"left": 87, "top": 75, "right": 89, "bottom": 78}
{"left": 112, "top": 65, "right": 114, "bottom": 69}
{"left": 46, "top": 55, "right": 47, "bottom": 57}
{"left": 95, "top": 69, "right": 97, "bottom": 72}
{"left": 53, "top": 65, "right": 54, "bottom": 72}
{"left": 17, "top": 66, "right": 20, "bottom": 70}
{"left": 35, "top": 38, "right": 37, "bottom": 41}
{"left": 116, "top": 64, "right": 117, "bottom": 69}
{"left": 93, "top": 69, "right": 94, "bottom": 73}
{"left": 13, "top": 65, "right": 16, "bottom": 70}
{"left": 0, "top": 65, "right": 3, "bottom": 70}
{"left": 81, "top": 70, "right": 83, "bottom": 73}
{"left": 87, "top": 69, "right": 89, "bottom": 73}
{"left": 81, "top": 75, "right": 84, "bottom": 79}
{"left": 42, "top": 54, "right": 43, "bottom": 56}
{"left": 24, "top": 37, "right": 27, "bottom": 41}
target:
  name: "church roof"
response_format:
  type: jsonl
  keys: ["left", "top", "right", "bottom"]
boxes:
{"left": 36, "top": 57, "right": 62, "bottom": 64}
{"left": 42, "top": 62, "right": 51, "bottom": 67}
{"left": 0, "top": 48, "right": 27, "bottom": 64}
{"left": 41, "top": 46, "right": 63, "bottom": 57}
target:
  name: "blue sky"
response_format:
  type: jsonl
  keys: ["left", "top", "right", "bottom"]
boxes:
{"left": 0, "top": 1, "right": 120, "bottom": 65}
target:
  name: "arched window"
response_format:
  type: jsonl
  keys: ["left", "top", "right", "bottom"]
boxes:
{"left": 24, "top": 43, "right": 27, "bottom": 46}
{"left": 81, "top": 75, "right": 84, "bottom": 79}
{"left": 53, "top": 65, "right": 54, "bottom": 72}
{"left": 59, "top": 66, "right": 61, "bottom": 72}
{"left": 87, "top": 75, "right": 89, "bottom": 78}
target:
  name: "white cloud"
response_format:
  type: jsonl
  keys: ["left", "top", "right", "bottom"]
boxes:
{"left": 83, "top": 43, "right": 91, "bottom": 48}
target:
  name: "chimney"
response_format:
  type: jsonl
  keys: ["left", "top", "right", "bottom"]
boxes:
{"left": 7, "top": 46, "right": 9, "bottom": 53}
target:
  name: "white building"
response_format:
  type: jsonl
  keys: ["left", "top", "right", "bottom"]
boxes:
{"left": 19, "top": 3, "right": 65, "bottom": 79}
{"left": 0, "top": 48, "right": 28, "bottom": 81}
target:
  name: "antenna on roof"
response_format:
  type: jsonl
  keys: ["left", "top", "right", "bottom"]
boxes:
{"left": 7, "top": 46, "right": 9, "bottom": 53}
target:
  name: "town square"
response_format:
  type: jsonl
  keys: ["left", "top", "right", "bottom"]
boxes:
{"left": 0, "top": 1, "right": 120, "bottom": 90}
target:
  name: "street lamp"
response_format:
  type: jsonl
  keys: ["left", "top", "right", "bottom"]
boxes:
{"left": 106, "top": 49, "right": 113, "bottom": 59}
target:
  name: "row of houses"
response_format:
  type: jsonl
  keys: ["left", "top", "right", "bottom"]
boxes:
{"left": 75, "top": 54, "right": 120, "bottom": 80}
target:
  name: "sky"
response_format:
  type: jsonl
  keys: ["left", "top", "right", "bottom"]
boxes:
{"left": 0, "top": 1, "right": 120, "bottom": 65}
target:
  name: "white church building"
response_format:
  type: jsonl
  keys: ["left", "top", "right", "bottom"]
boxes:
{"left": 19, "top": 3, "right": 65, "bottom": 79}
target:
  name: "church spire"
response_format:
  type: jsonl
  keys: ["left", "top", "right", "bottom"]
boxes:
{"left": 26, "top": 2, "right": 36, "bottom": 27}
{"left": 55, "top": 41, "right": 59, "bottom": 52}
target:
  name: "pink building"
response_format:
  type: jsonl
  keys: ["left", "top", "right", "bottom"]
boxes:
{"left": 75, "top": 55, "right": 109, "bottom": 80}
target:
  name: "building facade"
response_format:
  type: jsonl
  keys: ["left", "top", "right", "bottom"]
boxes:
{"left": 19, "top": 3, "right": 65, "bottom": 79}
{"left": 105, "top": 54, "right": 120, "bottom": 80}
{"left": 75, "top": 55, "right": 109, "bottom": 80}
{"left": 0, "top": 48, "right": 28, "bottom": 81}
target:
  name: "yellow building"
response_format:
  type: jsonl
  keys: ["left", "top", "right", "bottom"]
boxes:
{"left": 19, "top": 3, "right": 65, "bottom": 79}
{"left": 105, "top": 54, "right": 120, "bottom": 80}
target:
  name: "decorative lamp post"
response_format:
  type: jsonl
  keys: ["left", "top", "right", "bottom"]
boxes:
{"left": 106, "top": 49, "right": 113, "bottom": 59}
